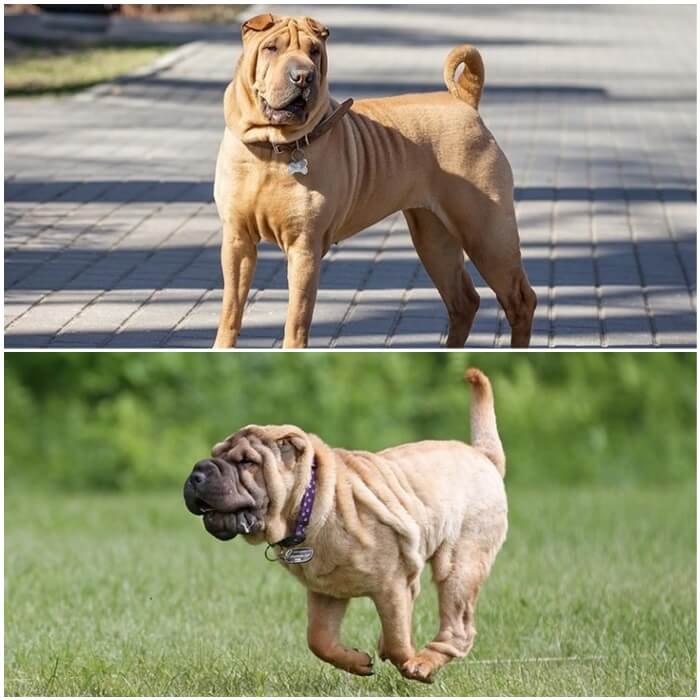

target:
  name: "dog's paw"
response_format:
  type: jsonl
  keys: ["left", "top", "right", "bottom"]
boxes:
{"left": 348, "top": 648, "right": 374, "bottom": 676}
{"left": 400, "top": 655, "right": 436, "bottom": 684}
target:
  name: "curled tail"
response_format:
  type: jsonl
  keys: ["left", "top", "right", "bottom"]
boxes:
{"left": 465, "top": 368, "right": 505, "bottom": 477}
{"left": 443, "top": 45, "right": 485, "bottom": 110}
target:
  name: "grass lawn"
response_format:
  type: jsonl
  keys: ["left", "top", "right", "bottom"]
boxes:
{"left": 4, "top": 41, "right": 171, "bottom": 97}
{"left": 4, "top": 484, "right": 695, "bottom": 696}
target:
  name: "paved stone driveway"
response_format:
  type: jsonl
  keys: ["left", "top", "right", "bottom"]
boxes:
{"left": 5, "top": 4, "right": 696, "bottom": 348}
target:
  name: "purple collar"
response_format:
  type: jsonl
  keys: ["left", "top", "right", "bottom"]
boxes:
{"left": 271, "top": 463, "right": 317, "bottom": 549}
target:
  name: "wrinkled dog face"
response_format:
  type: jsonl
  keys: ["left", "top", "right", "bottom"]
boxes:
{"left": 184, "top": 456, "right": 267, "bottom": 540}
{"left": 184, "top": 426, "right": 309, "bottom": 542}
{"left": 242, "top": 14, "right": 330, "bottom": 126}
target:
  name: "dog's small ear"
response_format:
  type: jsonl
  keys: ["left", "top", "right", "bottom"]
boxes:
{"left": 241, "top": 13, "right": 277, "bottom": 40}
{"left": 303, "top": 17, "right": 329, "bottom": 41}
{"left": 277, "top": 440, "right": 296, "bottom": 468}
{"left": 276, "top": 436, "right": 306, "bottom": 469}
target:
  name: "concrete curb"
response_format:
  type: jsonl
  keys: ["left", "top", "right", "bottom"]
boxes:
{"left": 74, "top": 40, "right": 206, "bottom": 102}
{"left": 73, "top": 4, "right": 266, "bottom": 103}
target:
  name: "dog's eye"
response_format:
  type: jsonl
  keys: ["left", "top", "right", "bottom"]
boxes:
{"left": 263, "top": 44, "right": 277, "bottom": 53}
{"left": 309, "top": 46, "right": 321, "bottom": 57}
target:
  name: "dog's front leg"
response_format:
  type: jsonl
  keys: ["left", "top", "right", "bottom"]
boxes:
{"left": 283, "top": 238, "right": 322, "bottom": 349}
{"left": 372, "top": 587, "right": 417, "bottom": 672}
{"left": 307, "top": 591, "right": 374, "bottom": 676}
{"left": 214, "top": 224, "right": 257, "bottom": 348}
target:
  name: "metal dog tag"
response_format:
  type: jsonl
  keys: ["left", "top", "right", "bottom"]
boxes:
{"left": 281, "top": 546, "right": 314, "bottom": 564}
{"left": 288, "top": 148, "right": 309, "bottom": 176}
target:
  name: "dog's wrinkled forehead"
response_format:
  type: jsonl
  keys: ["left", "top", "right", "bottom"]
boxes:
{"left": 241, "top": 14, "right": 329, "bottom": 45}
{"left": 211, "top": 426, "right": 309, "bottom": 469}
{"left": 212, "top": 431, "right": 267, "bottom": 464}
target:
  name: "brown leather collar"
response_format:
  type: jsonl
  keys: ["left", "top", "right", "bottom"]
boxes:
{"left": 248, "top": 98, "right": 354, "bottom": 153}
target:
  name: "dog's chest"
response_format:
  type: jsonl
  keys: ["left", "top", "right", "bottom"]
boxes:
{"left": 215, "top": 134, "right": 331, "bottom": 242}
{"left": 280, "top": 548, "right": 374, "bottom": 598}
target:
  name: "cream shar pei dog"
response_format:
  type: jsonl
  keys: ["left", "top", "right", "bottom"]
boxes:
{"left": 184, "top": 369, "right": 508, "bottom": 683}
{"left": 213, "top": 13, "right": 536, "bottom": 349}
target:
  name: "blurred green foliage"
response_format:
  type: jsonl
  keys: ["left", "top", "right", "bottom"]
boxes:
{"left": 4, "top": 352, "right": 695, "bottom": 491}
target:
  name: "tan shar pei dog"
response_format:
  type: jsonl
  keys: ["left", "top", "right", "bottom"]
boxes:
{"left": 213, "top": 13, "right": 536, "bottom": 348}
{"left": 184, "top": 369, "right": 508, "bottom": 683}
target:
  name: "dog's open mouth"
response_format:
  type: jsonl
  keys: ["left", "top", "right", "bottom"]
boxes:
{"left": 260, "top": 89, "right": 311, "bottom": 125}
{"left": 187, "top": 494, "right": 262, "bottom": 541}
{"left": 202, "top": 509, "right": 261, "bottom": 540}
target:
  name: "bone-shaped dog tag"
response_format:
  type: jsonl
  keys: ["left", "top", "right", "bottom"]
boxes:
{"left": 288, "top": 147, "right": 309, "bottom": 176}
{"left": 281, "top": 546, "right": 314, "bottom": 564}
{"left": 288, "top": 158, "right": 309, "bottom": 176}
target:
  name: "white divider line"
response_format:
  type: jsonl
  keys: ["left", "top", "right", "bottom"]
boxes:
{"left": 467, "top": 655, "right": 608, "bottom": 665}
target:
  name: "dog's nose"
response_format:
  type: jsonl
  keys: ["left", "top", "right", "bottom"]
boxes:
{"left": 289, "top": 65, "right": 315, "bottom": 86}
{"left": 190, "top": 459, "right": 217, "bottom": 488}
{"left": 189, "top": 470, "right": 207, "bottom": 487}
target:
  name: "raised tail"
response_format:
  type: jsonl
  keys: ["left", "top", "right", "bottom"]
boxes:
{"left": 443, "top": 45, "right": 485, "bottom": 110}
{"left": 465, "top": 368, "right": 505, "bottom": 477}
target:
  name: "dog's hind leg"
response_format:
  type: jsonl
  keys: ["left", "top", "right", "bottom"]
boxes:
{"left": 403, "top": 208, "right": 480, "bottom": 347}
{"left": 439, "top": 201, "right": 536, "bottom": 348}
{"left": 307, "top": 591, "right": 374, "bottom": 676}
{"left": 468, "top": 225, "right": 537, "bottom": 348}
{"left": 401, "top": 533, "right": 503, "bottom": 683}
